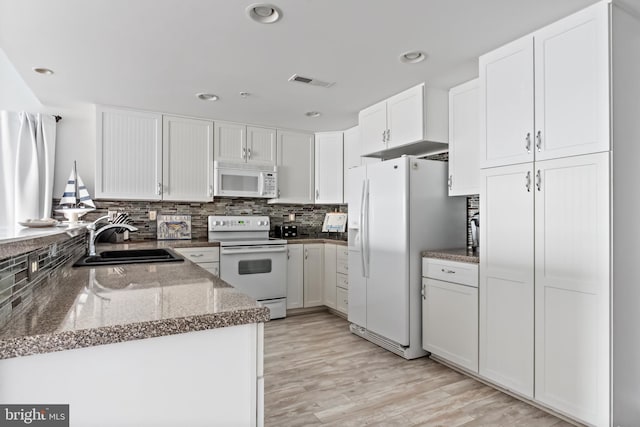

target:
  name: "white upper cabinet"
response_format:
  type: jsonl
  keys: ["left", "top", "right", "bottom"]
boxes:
{"left": 480, "top": 2, "right": 610, "bottom": 168}
{"left": 533, "top": 3, "right": 610, "bottom": 161}
{"left": 96, "top": 107, "right": 163, "bottom": 200}
{"left": 162, "top": 116, "right": 214, "bottom": 202}
{"left": 271, "top": 130, "right": 315, "bottom": 204}
{"left": 214, "top": 121, "right": 276, "bottom": 165}
{"left": 479, "top": 37, "right": 534, "bottom": 168}
{"left": 448, "top": 79, "right": 480, "bottom": 196}
{"left": 314, "top": 132, "right": 344, "bottom": 204}
{"left": 344, "top": 126, "right": 361, "bottom": 170}
{"left": 359, "top": 84, "right": 447, "bottom": 157}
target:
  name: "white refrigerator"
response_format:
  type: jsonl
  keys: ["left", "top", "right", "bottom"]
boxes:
{"left": 347, "top": 156, "right": 466, "bottom": 359}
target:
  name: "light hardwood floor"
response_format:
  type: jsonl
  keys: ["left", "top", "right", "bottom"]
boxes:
{"left": 264, "top": 311, "right": 572, "bottom": 427}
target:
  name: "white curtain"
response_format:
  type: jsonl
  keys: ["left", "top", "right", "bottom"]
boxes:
{"left": 0, "top": 111, "right": 57, "bottom": 227}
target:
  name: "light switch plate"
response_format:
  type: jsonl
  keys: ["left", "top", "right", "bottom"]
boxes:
{"left": 149, "top": 210, "right": 157, "bottom": 221}
{"left": 27, "top": 253, "right": 39, "bottom": 281}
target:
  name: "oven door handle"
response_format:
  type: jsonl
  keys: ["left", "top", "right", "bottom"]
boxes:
{"left": 221, "top": 246, "right": 287, "bottom": 255}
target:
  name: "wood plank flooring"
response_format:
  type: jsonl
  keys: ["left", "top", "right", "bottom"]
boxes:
{"left": 264, "top": 312, "right": 572, "bottom": 427}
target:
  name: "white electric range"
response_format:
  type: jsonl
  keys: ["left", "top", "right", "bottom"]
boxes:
{"left": 208, "top": 215, "right": 287, "bottom": 319}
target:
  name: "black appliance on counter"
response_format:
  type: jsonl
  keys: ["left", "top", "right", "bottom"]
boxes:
{"left": 273, "top": 225, "right": 297, "bottom": 238}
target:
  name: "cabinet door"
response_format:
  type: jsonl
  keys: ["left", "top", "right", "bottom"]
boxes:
{"left": 534, "top": 153, "right": 609, "bottom": 426}
{"left": 386, "top": 84, "right": 424, "bottom": 149}
{"left": 315, "top": 132, "right": 344, "bottom": 204}
{"left": 246, "top": 126, "right": 276, "bottom": 165}
{"left": 162, "top": 116, "right": 214, "bottom": 202}
{"left": 214, "top": 121, "right": 246, "bottom": 162}
{"left": 96, "top": 108, "right": 162, "bottom": 200}
{"left": 273, "top": 130, "right": 314, "bottom": 204}
{"left": 359, "top": 101, "right": 387, "bottom": 156}
{"left": 343, "top": 126, "right": 361, "bottom": 171}
{"left": 303, "top": 244, "right": 324, "bottom": 307}
{"left": 479, "top": 37, "right": 534, "bottom": 168}
{"left": 422, "top": 278, "right": 478, "bottom": 373}
{"left": 534, "top": 2, "right": 610, "bottom": 161}
{"left": 449, "top": 79, "right": 480, "bottom": 196}
{"left": 286, "top": 245, "right": 304, "bottom": 309}
{"left": 479, "top": 162, "right": 534, "bottom": 398}
{"left": 323, "top": 244, "right": 337, "bottom": 309}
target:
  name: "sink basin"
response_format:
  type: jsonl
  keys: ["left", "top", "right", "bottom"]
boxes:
{"left": 73, "top": 248, "right": 184, "bottom": 267}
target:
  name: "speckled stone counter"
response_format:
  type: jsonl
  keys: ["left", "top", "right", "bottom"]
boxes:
{"left": 0, "top": 224, "right": 86, "bottom": 259}
{"left": 0, "top": 241, "right": 268, "bottom": 359}
{"left": 287, "top": 238, "right": 348, "bottom": 246}
{"left": 422, "top": 248, "right": 479, "bottom": 264}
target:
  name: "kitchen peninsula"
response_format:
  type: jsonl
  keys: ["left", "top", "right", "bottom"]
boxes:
{"left": 0, "top": 229, "right": 268, "bottom": 427}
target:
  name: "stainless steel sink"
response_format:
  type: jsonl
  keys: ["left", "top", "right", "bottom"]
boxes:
{"left": 73, "top": 248, "right": 184, "bottom": 267}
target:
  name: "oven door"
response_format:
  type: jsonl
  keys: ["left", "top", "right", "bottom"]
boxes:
{"left": 219, "top": 245, "right": 287, "bottom": 300}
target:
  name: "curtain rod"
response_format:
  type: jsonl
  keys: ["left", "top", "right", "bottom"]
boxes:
{"left": 53, "top": 115, "right": 62, "bottom": 123}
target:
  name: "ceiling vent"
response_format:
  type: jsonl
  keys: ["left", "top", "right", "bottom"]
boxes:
{"left": 288, "top": 74, "right": 334, "bottom": 88}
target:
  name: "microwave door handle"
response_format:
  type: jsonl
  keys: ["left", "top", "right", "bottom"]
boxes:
{"left": 258, "top": 173, "right": 265, "bottom": 196}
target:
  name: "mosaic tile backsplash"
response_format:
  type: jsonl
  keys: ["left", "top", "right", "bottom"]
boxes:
{"left": 0, "top": 235, "right": 85, "bottom": 329}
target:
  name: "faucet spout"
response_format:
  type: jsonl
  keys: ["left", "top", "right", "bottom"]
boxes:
{"left": 88, "top": 223, "right": 138, "bottom": 256}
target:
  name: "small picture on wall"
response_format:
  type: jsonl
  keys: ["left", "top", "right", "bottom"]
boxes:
{"left": 157, "top": 214, "right": 192, "bottom": 240}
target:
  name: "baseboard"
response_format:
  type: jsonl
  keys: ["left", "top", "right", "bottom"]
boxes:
{"left": 327, "top": 308, "right": 347, "bottom": 319}
{"left": 285, "top": 306, "right": 328, "bottom": 317}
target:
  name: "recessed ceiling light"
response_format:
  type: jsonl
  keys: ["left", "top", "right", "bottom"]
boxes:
{"left": 305, "top": 111, "right": 321, "bottom": 118}
{"left": 196, "top": 93, "right": 219, "bottom": 101}
{"left": 247, "top": 3, "right": 282, "bottom": 24}
{"left": 32, "top": 67, "right": 54, "bottom": 75}
{"left": 239, "top": 91, "right": 250, "bottom": 98}
{"left": 399, "top": 51, "right": 427, "bottom": 64}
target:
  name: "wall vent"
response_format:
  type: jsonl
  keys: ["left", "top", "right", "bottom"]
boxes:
{"left": 288, "top": 74, "right": 334, "bottom": 88}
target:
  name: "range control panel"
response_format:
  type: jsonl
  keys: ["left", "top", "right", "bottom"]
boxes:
{"left": 208, "top": 215, "right": 270, "bottom": 231}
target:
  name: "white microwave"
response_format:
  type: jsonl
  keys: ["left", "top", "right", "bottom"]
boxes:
{"left": 214, "top": 161, "right": 278, "bottom": 198}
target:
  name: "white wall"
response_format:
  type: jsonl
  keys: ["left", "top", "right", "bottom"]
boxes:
{"left": 0, "top": 48, "right": 41, "bottom": 112}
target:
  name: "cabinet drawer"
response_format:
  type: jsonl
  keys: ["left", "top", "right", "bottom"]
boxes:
{"left": 337, "top": 248, "right": 349, "bottom": 275}
{"left": 422, "top": 258, "right": 478, "bottom": 287}
{"left": 336, "top": 287, "right": 348, "bottom": 314}
{"left": 174, "top": 247, "right": 220, "bottom": 263}
{"left": 199, "top": 261, "right": 219, "bottom": 277}
{"left": 337, "top": 272, "right": 348, "bottom": 290}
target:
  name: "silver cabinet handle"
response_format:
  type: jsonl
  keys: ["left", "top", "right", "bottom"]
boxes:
{"left": 278, "top": 189, "right": 281, "bottom": 198}
{"left": 386, "top": 129, "right": 390, "bottom": 142}
{"left": 536, "top": 130, "right": 542, "bottom": 152}
{"left": 242, "top": 147, "right": 246, "bottom": 159}
{"left": 536, "top": 169, "right": 542, "bottom": 191}
{"left": 448, "top": 175, "right": 453, "bottom": 190}
{"left": 209, "top": 185, "right": 213, "bottom": 197}
{"left": 441, "top": 268, "right": 456, "bottom": 274}
{"left": 304, "top": 249, "right": 308, "bottom": 260}
{"left": 382, "top": 130, "right": 386, "bottom": 143}
{"left": 315, "top": 189, "right": 319, "bottom": 200}
{"left": 190, "top": 254, "right": 204, "bottom": 258}
{"left": 287, "top": 249, "right": 290, "bottom": 260}
{"left": 526, "top": 171, "right": 531, "bottom": 192}
{"left": 247, "top": 147, "right": 252, "bottom": 159}
{"left": 525, "top": 132, "right": 532, "bottom": 153}
{"left": 421, "top": 283, "right": 426, "bottom": 300}
{"left": 156, "top": 182, "right": 162, "bottom": 195}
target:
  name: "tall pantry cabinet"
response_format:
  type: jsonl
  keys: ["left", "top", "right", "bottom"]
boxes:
{"left": 479, "top": 1, "right": 640, "bottom": 426}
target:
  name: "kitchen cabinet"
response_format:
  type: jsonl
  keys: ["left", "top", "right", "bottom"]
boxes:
{"left": 422, "top": 258, "right": 478, "bottom": 373}
{"left": 359, "top": 83, "right": 448, "bottom": 157}
{"left": 162, "top": 116, "right": 214, "bottom": 202}
{"left": 303, "top": 244, "right": 324, "bottom": 307}
{"left": 344, "top": 126, "right": 361, "bottom": 170}
{"left": 479, "top": 3, "right": 609, "bottom": 168}
{"left": 271, "top": 130, "right": 315, "bottom": 204}
{"left": 479, "top": 162, "right": 534, "bottom": 398}
{"left": 173, "top": 247, "right": 220, "bottom": 277}
{"left": 336, "top": 246, "right": 349, "bottom": 315}
{"left": 323, "top": 243, "right": 337, "bottom": 309}
{"left": 534, "top": 153, "right": 609, "bottom": 424}
{"left": 95, "top": 107, "right": 162, "bottom": 200}
{"left": 286, "top": 245, "right": 304, "bottom": 309}
{"left": 448, "top": 79, "right": 479, "bottom": 196}
{"left": 314, "top": 132, "right": 344, "bottom": 204}
{"left": 214, "top": 121, "right": 276, "bottom": 165}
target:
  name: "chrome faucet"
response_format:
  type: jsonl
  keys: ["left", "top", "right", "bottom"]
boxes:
{"left": 87, "top": 217, "right": 138, "bottom": 256}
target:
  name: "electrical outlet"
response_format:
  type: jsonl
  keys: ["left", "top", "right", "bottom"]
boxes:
{"left": 149, "top": 210, "right": 157, "bottom": 221}
{"left": 108, "top": 210, "right": 118, "bottom": 221}
{"left": 27, "top": 253, "right": 39, "bottom": 281}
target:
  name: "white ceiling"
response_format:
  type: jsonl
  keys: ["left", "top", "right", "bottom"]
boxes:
{"left": 0, "top": 0, "right": 600, "bottom": 132}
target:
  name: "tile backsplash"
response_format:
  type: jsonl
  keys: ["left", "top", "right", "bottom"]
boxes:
{"left": 0, "top": 235, "right": 85, "bottom": 328}
{"left": 54, "top": 198, "right": 348, "bottom": 241}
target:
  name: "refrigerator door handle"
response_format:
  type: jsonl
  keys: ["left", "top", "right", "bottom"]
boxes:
{"left": 359, "top": 178, "right": 366, "bottom": 276}
{"left": 363, "top": 179, "right": 370, "bottom": 278}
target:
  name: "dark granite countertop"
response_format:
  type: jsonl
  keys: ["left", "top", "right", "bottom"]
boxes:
{"left": 422, "top": 248, "right": 479, "bottom": 264}
{"left": 0, "top": 241, "right": 268, "bottom": 360}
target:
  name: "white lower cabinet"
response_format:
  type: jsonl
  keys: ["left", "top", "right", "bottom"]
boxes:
{"left": 323, "top": 244, "right": 337, "bottom": 309}
{"left": 336, "top": 246, "right": 349, "bottom": 315}
{"left": 173, "top": 247, "right": 220, "bottom": 277}
{"left": 422, "top": 258, "right": 478, "bottom": 373}
{"left": 286, "top": 244, "right": 324, "bottom": 309}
